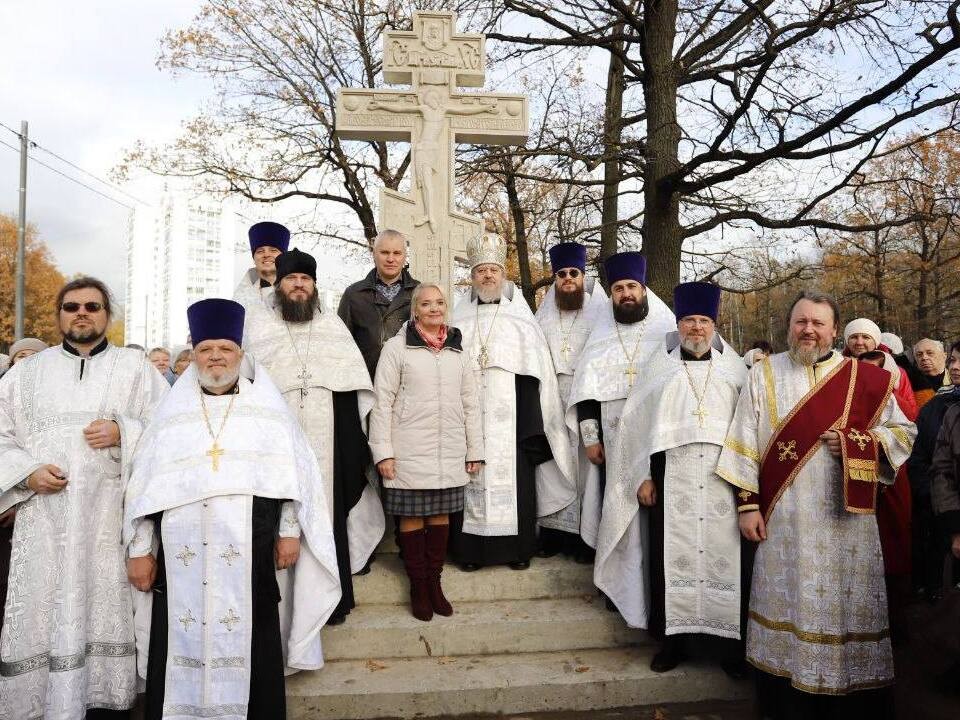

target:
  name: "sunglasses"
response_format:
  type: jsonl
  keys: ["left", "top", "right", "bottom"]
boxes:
{"left": 556, "top": 269, "right": 582, "bottom": 279}
{"left": 60, "top": 302, "right": 104, "bottom": 313}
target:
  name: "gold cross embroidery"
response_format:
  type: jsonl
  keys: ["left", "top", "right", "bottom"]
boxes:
{"left": 220, "top": 608, "right": 241, "bottom": 632}
{"left": 847, "top": 429, "right": 872, "bottom": 451}
{"left": 738, "top": 489, "right": 752, "bottom": 503}
{"left": 777, "top": 440, "right": 798, "bottom": 462}
{"left": 176, "top": 546, "right": 197, "bottom": 567}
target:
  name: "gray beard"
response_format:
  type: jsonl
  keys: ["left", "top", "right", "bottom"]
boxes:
{"left": 198, "top": 367, "right": 240, "bottom": 392}
{"left": 278, "top": 289, "right": 318, "bottom": 323}
{"left": 680, "top": 336, "right": 711, "bottom": 356}
{"left": 476, "top": 283, "right": 503, "bottom": 303}
{"left": 787, "top": 336, "right": 830, "bottom": 366}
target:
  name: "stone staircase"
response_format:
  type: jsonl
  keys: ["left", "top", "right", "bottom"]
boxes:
{"left": 286, "top": 546, "right": 749, "bottom": 719}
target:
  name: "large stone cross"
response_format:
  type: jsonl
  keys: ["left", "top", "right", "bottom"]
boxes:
{"left": 335, "top": 11, "right": 529, "bottom": 296}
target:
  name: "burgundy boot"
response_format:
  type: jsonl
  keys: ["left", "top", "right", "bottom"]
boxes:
{"left": 425, "top": 524, "right": 453, "bottom": 616}
{"left": 398, "top": 529, "right": 433, "bottom": 622}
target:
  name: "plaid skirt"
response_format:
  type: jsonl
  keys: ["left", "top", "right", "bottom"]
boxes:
{"left": 382, "top": 486, "right": 464, "bottom": 516}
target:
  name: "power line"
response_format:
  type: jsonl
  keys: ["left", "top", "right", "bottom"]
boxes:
{"left": 0, "top": 137, "right": 135, "bottom": 211}
{"left": 0, "top": 120, "right": 149, "bottom": 206}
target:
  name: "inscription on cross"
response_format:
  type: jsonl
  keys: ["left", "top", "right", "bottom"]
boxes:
{"left": 335, "top": 11, "right": 529, "bottom": 297}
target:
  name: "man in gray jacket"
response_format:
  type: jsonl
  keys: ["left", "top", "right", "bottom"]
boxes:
{"left": 338, "top": 229, "right": 419, "bottom": 380}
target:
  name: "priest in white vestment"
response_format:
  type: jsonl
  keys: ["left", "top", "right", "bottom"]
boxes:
{"left": 716, "top": 291, "right": 916, "bottom": 718}
{"left": 124, "top": 299, "right": 340, "bottom": 720}
{"left": 448, "top": 234, "right": 576, "bottom": 570}
{"left": 564, "top": 252, "right": 675, "bottom": 549}
{"left": 0, "top": 277, "right": 168, "bottom": 719}
{"left": 535, "top": 242, "right": 609, "bottom": 561}
{"left": 232, "top": 221, "right": 290, "bottom": 320}
{"left": 597, "top": 282, "right": 747, "bottom": 677}
{"left": 243, "top": 248, "right": 384, "bottom": 624}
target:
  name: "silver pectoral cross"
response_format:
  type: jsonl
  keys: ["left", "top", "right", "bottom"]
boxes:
{"left": 560, "top": 341, "right": 571, "bottom": 362}
{"left": 297, "top": 367, "right": 312, "bottom": 408}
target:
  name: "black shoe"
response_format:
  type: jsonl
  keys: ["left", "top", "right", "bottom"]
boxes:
{"left": 650, "top": 642, "right": 683, "bottom": 673}
{"left": 508, "top": 560, "right": 530, "bottom": 570}
{"left": 355, "top": 560, "right": 373, "bottom": 576}
{"left": 460, "top": 562, "right": 480, "bottom": 572}
{"left": 325, "top": 613, "right": 347, "bottom": 627}
{"left": 720, "top": 658, "right": 747, "bottom": 679}
{"left": 536, "top": 547, "right": 558, "bottom": 558}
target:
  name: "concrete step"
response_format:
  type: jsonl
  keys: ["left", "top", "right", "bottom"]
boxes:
{"left": 357, "top": 554, "right": 597, "bottom": 605}
{"left": 322, "top": 596, "right": 648, "bottom": 660}
{"left": 286, "top": 646, "right": 751, "bottom": 720}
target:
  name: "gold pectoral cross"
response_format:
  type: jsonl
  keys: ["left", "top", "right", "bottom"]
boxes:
{"left": 206, "top": 442, "right": 225, "bottom": 472}
{"left": 692, "top": 405, "right": 708, "bottom": 428}
{"left": 560, "top": 342, "right": 571, "bottom": 362}
{"left": 624, "top": 364, "right": 638, "bottom": 387}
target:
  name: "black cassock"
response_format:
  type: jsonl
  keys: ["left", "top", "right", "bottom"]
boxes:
{"left": 144, "top": 390, "right": 369, "bottom": 719}
{"left": 450, "top": 375, "right": 553, "bottom": 567}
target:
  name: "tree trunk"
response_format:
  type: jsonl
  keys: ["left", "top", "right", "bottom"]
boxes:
{"left": 503, "top": 160, "right": 536, "bottom": 311}
{"left": 641, "top": 0, "right": 682, "bottom": 303}
{"left": 599, "top": 25, "right": 625, "bottom": 286}
{"left": 916, "top": 227, "right": 932, "bottom": 336}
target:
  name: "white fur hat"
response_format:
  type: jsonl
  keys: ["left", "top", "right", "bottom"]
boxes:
{"left": 843, "top": 318, "right": 881, "bottom": 346}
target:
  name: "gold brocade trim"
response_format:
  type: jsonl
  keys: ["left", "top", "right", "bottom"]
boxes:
{"left": 724, "top": 438, "right": 760, "bottom": 463}
{"left": 749, "top": 610, "right": 889, "bottom": 645}
{"left": 847, "top": 458, "right": 878, "bottom": 482}
{"left": 715, "top": 466, "right": 758, "bottom": 494}
{"left": 890, "top": 426, "right": 912, "bottom": 450}
{"left": 746, "top": 657, "right": 894, "bottom": 696}
{"left": 866, "top": 370, "right": 896, "bottom": 429}
{"left": 837, "top": 360, "right": 857, "bottom": 429}
{"left": 761, "top": 357, "right": 779, "bottom": 428}
{"left": 737, "top": 504, "right": 760, "bottom": 513}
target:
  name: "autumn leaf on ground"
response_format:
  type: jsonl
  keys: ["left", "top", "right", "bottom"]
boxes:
{"left": 365, "top": 660, "right": 388, "bottom": 671}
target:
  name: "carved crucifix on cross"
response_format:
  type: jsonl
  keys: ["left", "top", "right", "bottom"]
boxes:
{"left": 335, "top": 11, "right": 529, "bottom": 298}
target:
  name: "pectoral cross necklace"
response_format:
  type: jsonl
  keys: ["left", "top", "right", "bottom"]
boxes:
{"left": 557, "top": 308, "right": 581, "bottom": 364}
{"left": 682, "top": 358, "right": 714, "bottom": 428}
{"left": 614, "top": 319, "right": 647, "bottom": 387}
{"left": 285, "top": 320, "right": 315, "bottom": 409}
{"left": 474, "top": 301, "right": 501, "bottom": 371}
{"left": 199, "top": 388, "right": 238, "bottom": 472}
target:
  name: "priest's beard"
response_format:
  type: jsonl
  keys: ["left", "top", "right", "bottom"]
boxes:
{"left": 278, "top": 288, "right": 319, "bottom": 322}
{"left": 198, "top": 366, "right": 241, "bottom": 392}
{"left": 612, "top": 296, "right": 649, "bottom": 324}
{"left": 787, "top": 334, "right": 831, "bottom": 366}
{"left": 555, "top": 285, "right": 584, "bottom": 311}
{"left": 681, "top": 335, "right": 712, "bottom": 356}
{"left": 64, "top": 327, "right": 104, "bottom": 346}
{"left": 476, "top": 281, "right": 503, "bottom": 304}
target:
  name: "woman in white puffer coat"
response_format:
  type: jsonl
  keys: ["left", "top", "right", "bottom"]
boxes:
{"left": 369, "top": 283, "right": 484, "bottom": 621}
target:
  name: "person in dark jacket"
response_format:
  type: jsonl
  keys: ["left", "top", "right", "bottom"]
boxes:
{"left": 338, "top": 229, "right": 420, "bottom": 380}
{"left": 907, "top": 339, "right": 960, "bottom": 601}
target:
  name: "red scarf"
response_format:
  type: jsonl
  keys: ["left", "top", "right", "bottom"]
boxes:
{"left": 415, "top": 321, "right": 447, "bottom": 352}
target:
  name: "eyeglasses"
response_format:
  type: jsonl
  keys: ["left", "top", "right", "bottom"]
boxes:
{"left": 556, "top": 269, "right": 582, "bottom": 279}
{"left": 60, "top": 302, "right": 104, "bottom": 313}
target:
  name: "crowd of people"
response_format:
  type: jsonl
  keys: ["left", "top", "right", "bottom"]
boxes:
{"left": 0, "top": 223, "right": 958, "bottom": 720}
